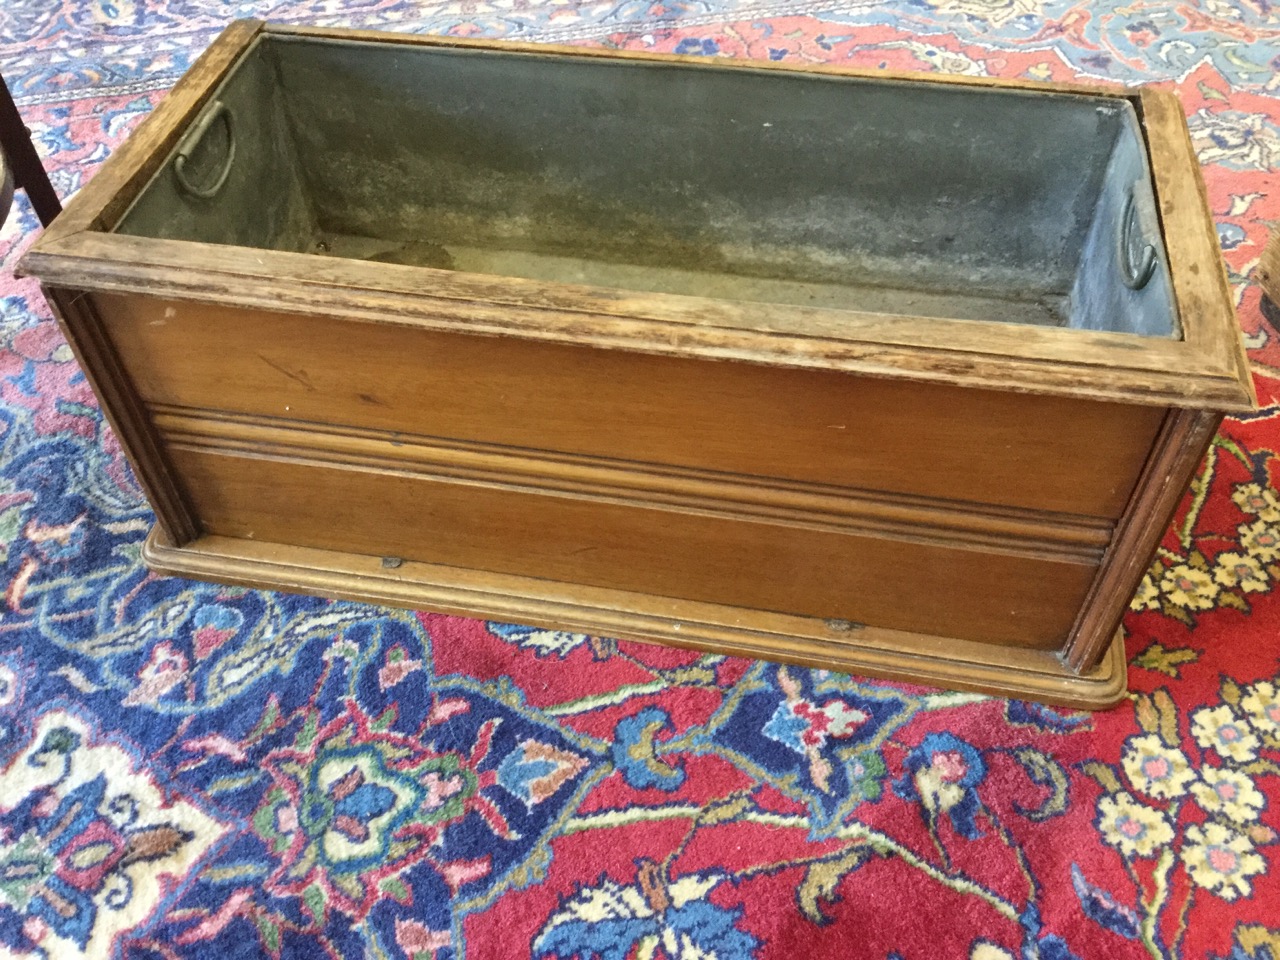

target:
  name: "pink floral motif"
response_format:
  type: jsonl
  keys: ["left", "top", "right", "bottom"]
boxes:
{"left": 378, "top": 644, "right": 423, "bottom": 690}
{"left": 123, "top": 642, "right": 188, "bottom": 706}
{"left": 395, "top": 918, "right": 450, "bottom": 955}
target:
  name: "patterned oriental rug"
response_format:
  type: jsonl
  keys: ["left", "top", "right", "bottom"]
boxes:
{"left": 2, "top": 2, "right": 1280, "bottom": 958}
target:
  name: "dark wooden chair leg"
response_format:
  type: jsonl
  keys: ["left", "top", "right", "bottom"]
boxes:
{"left": 0, "top": 75, "right": 61, "bottom": 227}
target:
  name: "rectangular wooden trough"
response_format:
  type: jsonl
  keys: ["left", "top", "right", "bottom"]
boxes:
{"left": 19, "top": 21, "right": 1255, "bottom": 707}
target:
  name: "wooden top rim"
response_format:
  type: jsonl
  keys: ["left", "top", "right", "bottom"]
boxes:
{"left": 18, "top": 19, "right": 1257, "bottom": 413}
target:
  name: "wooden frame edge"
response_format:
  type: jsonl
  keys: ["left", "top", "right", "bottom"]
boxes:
{"left": 43, "top": 288, "right": 200, "bottom": 545}
{"left": 1063, "top": 406, "right": 1221, "bottom": 672}
{"left": 31, "top": 19, "right": 265, "bottom": 248}
{"left": 142, "top": 528, "right": 1130, "bottom": 709}
{"left": 1140, "top": 87, "right": 1256, "bottom": 409}
{"left": 17, "top": 25, "right": 1254, "bottom": 414}
{"left": 21, "top": 231, "right": 1257, "bottom": 413}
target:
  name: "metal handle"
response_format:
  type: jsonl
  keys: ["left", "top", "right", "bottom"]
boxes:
{"left": 173, "top": 100, "right": 234, "bottom": 199}
{"left": 1119, "top": 191, "right": 1157, "bottom": 291}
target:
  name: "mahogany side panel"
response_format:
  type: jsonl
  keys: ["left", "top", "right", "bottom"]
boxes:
{"left": 163, "top": 443, "right": 1100, "bottom": 650}
{"left": 96, "top": 294, "right": 1166, "bottom": 519}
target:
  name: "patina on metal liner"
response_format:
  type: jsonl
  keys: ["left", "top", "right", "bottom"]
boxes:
{"left": 115, "top": 33, "right": 1177, "bottom": 337}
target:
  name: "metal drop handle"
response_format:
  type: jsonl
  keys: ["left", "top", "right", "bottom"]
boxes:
{"left": 174, "top": 100, "right": 235, "bottom": 199}
{"left": 1119, "top": 191, "right": 1157, "bottom": 291}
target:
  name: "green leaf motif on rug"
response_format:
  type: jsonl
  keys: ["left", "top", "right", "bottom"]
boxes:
{"left": 1133, "top": 642, "right": 1200, "bottom": 678}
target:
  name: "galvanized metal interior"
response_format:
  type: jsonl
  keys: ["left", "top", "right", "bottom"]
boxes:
{"left": 116, "top": 34, "right": 1179, "bottom": 336}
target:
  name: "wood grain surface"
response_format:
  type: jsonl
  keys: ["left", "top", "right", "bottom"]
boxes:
{"left": 1260, "top": 230, "right": 1280, "bottom": 305}
{"left": 15, "top": 22, "right": 1258, "bottom": 704}
{"left": 98, "top": 294, "right": 1165, "bottom": 519}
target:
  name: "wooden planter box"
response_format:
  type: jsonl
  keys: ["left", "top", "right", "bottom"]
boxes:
{"left": 20, "top": 21, "right": 1255, "bottom": 707}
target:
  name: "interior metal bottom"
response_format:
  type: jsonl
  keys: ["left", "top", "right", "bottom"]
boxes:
{"left": 314, "top": 231, "right": 1069, "bottom": 324}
